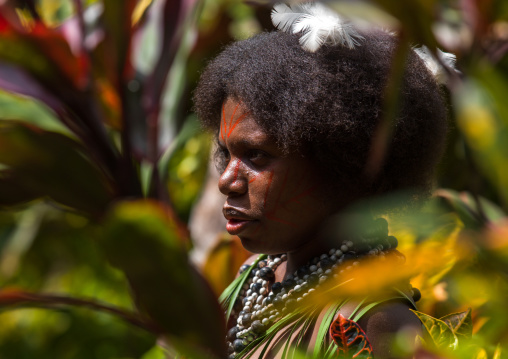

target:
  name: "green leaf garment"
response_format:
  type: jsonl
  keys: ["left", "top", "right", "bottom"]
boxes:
{"left": 220, "top": 254, "right": 417, "bottom": 359}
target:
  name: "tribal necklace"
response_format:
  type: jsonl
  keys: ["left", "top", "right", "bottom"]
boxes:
{"left": 225, "top": 218, "right": 405, "bottom": 358}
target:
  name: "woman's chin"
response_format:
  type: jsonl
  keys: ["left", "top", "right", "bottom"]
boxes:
{"left": 238, "top": 236, "right": 281, "bottom": 255}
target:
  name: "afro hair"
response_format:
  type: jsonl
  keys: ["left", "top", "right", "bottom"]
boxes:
{"left": 194, "top": 29, "right": 448, "bottom": 206}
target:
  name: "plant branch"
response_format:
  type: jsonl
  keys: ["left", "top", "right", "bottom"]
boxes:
{"left": 0, "top": 290, "right": 162, "bottom": 335}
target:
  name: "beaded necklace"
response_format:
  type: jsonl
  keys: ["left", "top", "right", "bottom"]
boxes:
{"left": 225, "top": 218, "right": 403, "bottom": 358}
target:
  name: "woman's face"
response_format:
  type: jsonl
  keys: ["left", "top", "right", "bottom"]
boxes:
{"left": 217, "top": 98, "right": 335, "bottom": 255}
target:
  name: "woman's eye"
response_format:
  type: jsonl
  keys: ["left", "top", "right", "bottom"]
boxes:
{"left": 247, "top": 150, "right": 269, "bottom": 166}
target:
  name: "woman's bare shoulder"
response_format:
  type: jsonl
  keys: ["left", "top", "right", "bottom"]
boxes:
{"left": 356, "top": 300, "right": 421, "bottom": 359}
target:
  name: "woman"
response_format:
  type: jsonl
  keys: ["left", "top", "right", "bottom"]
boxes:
{"left": 194, "top": 3, "right": 448, "bottom": 358}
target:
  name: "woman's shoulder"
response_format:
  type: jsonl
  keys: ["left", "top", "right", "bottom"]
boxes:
{"left": 337, "top": 298, "right": 421, "bottom": 359}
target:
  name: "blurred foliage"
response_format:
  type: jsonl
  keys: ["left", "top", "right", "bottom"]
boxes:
{"left": 0, "top": 0, "right": 507, "bottom": 358}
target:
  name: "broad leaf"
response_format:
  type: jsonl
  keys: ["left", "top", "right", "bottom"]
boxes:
{"left": 411, "top": 310, "right": 458, "bottom": 350}
{"left": 0, "top": 170, "right": 41, "bottom": 206}
{"left": 0, "top": 122, "right": 113, "bottom": 213}
{"left": 440, "top": 308, "right": 473, "bottom": 341}
{"left": 99, "top": 200, "right": 226, "bottom": 358}
{"left": 329, "top": 314, "right": 373, "bottom": 359}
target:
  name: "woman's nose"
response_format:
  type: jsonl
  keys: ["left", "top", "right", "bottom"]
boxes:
{"left": 218, "top": 159, "right": 247, "bottom": 196}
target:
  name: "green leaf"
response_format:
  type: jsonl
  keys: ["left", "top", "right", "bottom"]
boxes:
{"left": 410, "top": 310, "right": 458, "bottom": 350}
{"left": 313, "top": 302, "right": 343, "bottom": 357}
{"left": 440, "top": 308, "right": 473, "bottom": 341}
{"left": 281, "top": 316, "right": 306, "bottom": 359}
{"left": 0, "top": 88, "right": 71, "bottom": 136}
{"left": 0, "top": 122, "right": 112, "bottom": 213}
{"left": 219, "top": 254, "right": 266, "bottom": 322}
{"left": 99, "top": 200, "right": 226, "bottom": 358}
{"left": 329, "top": 314, "right": 373, "bottom": 359}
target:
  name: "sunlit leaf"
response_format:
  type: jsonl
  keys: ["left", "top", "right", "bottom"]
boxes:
{"left": 475, "top": 347, "right": 488, "bottom": 359}
{"left": 202, "top": 233, "right": 252, "bottom": 296}
{"left": 329, "top": 314, "right": 373, "bottom": 359}
{"left": 0, "top": 88, "right": 71, "bottom": 135}
{"left": 410, "top": 310, "right": 458, "bottom": 350}
{"left": 313, "top": 302, "right": 343, "bottom": 357}
{"left": 493, "top": 344, "right": 502, "bottom": 359}
{"left": 454, "top": 74, "right": 508, "bottom": 204}
{"left": 132, "top": 0, "right": 154, "bottom": 24}
{"left": 99, "top": 200, "right": 226, "bottom": 358}
{"left": 440, "top": 308, "right": 473, "bottom": 341}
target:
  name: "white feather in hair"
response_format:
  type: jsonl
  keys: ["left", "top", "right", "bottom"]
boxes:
{"left": 271, "top": 2, "right": 363, "bottom": 52}
{"left": 414, "top": 46, "right": 458, "bottom": 84}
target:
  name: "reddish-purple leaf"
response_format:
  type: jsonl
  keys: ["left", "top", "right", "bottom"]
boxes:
{"left": 143, "top": 0, "right": 197, "bottom": 116}
{"left": 0, "top": 62, "right": 66, "bottom": 118}
{"left": 100, "top": 0, "right": 137, "bottom": 84}
{"left": 0, "top": 10, "right": 89, "bottom": 91}
{"left": 330, "top": 314, "right": 374, "bottom": 359}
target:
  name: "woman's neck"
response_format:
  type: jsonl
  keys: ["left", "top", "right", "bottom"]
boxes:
{"left": 275, "top": 233, "right": 342, "bottom": 282}
{"left": 274, "top": 211, "right": 365, "bottom": 280}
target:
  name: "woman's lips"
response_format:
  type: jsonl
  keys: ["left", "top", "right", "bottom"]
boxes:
{"left": 226, "top": 218, "right": 256, "bottom": 234}
{"left": 223, "top": 207, "right": 257, "bottom": 235}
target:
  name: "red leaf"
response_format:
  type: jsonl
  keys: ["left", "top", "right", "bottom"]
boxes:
{"left": 0, "top": 10, "right": 89, "bottom": 91}
{"left": 329, "top": 314, "right": 374, "bottom": 359}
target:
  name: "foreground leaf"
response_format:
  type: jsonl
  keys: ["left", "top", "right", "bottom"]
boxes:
{"left": 329, "top": 314, "right": 373, "bottom": 359}
{"left": 99, "top": 200, "right": 226, "bottom": 358}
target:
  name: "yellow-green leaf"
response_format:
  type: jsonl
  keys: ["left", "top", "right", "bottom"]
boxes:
{"left": 410, "top": 310, "right": 458, "bottom": 350}
{"left": 440, "top": 308, "right": 472, "bottom": 341}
